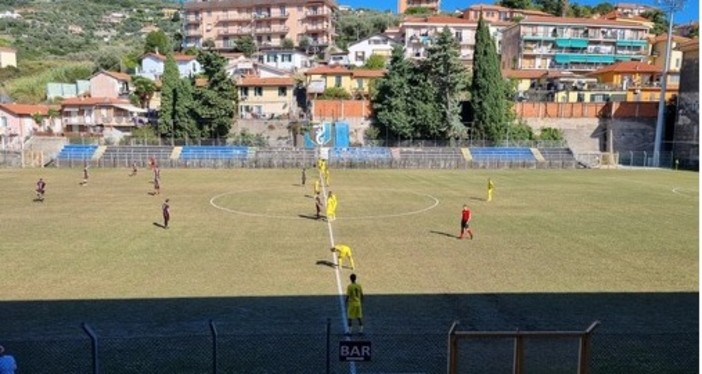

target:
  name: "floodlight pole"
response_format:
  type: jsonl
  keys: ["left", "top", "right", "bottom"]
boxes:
{"left": 653, "top": 0, "right": 684, "bottom": 167}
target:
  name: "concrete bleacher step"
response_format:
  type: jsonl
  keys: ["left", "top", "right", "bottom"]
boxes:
{"left": 530, "top": 148, "right": 545, "bottom": 162}
{"left": 171, "top": 147, "right": 182, "bottom": 160}
{"left": 92, "top": 146, "right": 107, "bottom": 161}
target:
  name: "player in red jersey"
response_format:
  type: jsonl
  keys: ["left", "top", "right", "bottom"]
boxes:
{"left": 459, "top": 205, "right": 473, "bottom": 240}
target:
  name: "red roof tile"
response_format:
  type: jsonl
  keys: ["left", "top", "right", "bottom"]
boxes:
{"left": 651, "top": 33, "right": 693, "bottom": 44}
{"left": 142, "top": 52, "right": 197, "bottom": 62}
{"left": 60, "top": 97, "right": 130, "bottom": 106}
{"left": 305, "top": 65, "right": 353, "bottom": 75}
{"left": 0, "top": 103, "right": 51, "bottom": 116}
{"left": 351, "top": 69, "right": 386, "bottom": 78}
{"left": 403, "top": 16, "right": 477, "bottom": 25}
{"left": 502, "top": 69, "right": 548, "bottom": 79}
{"left": 0, "top": 46, "right": 16, "bottom": 53}
{"left": 589, "top": 61, "right": 661, "bottom": 75}
{"left": 520, "top": 15, "right": 650, "bottom": 28}
{"left": 97, "top": 70, "right": 131, "bottom": 82}
{"left": 238, "top": 77, "right": 295, "bottom": 86}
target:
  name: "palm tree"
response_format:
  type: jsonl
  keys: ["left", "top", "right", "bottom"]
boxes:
{"left": 131, "top": 76, "right": 157, "bottom": 109}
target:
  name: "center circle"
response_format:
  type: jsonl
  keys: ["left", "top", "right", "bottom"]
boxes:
{"left": 210, "top": 188, "right": 439, "bottom": 220}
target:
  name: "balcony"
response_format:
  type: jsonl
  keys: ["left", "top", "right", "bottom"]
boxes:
{"left": 214, "top": 40, "right": 238, "bottom": 50}
{"left": 185, "top": 28, "right": 202, "bottom": 37}
{"left": 255, "top": 26, "right": 290, "bottom": 34}
{"left": 305, "top": 11, "right": 332, "bottom": 18}
{"left": 185, "top": 15, "right": 201, "bottom": 24}
{"left": 253, "top": 12, "right": 289, "bottom": 20}
{"left": 219, "top": 28, "right": 254, "bottom": 37}
{"left": 216, "top": 15, "right": 253, "bottom": 24}
{"left": 305, "top": 24, "right": 331, "bottom": 31}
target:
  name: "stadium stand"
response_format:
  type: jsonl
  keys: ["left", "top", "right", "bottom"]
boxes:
{"left": 539, "top": 147, "right": 578, "bottom": 163}
{"left": 56, "top": 144, "right": 98, "bottom": 161}
{"left": 330, "top": 147, "right": 392, "bottom": 162}
{"left": 180, "top": 146, "right": 250, "bottom": 161}
{"left": 470, "top": 147, "right": 536, "bottom": 162}
{"left": 101, "top": 146, "right": 174, "bottom": 167}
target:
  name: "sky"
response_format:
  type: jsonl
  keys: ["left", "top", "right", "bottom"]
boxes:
{"left": 340, "top": 0, "right": 700, "bottom": 23}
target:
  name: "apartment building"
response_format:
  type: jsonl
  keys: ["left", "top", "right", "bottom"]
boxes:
{"left": 648, "top": 34, "right": 691, "bottom": 88}
{"left": 401, "top": 16, "right": 508, "bottom": 66}
{"left": 398, "top": 0, "right": 440, "bottom": 14}
{"left": 183, "top": 0, "right": 336, "bottom": 51}
{"left": 501, "top": 16, "right": 650, "bottom": 73}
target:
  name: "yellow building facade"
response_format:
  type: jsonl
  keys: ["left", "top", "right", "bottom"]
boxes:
{"left": 237, "top": 76, "right": 296, "bottom": 119}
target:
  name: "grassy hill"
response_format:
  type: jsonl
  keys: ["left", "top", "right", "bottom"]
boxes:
{"left": 0, "top": 0, "right": 182, "bottom": 103}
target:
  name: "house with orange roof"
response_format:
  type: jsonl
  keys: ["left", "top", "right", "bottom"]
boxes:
{"left": 60, "top": 97, "right": 147, "bottom": 136}
{"left": 648, "top": 33, "right": 692, "bottom": 87}
{"left": 89, "top": 70, "right": 132, "bottom": 99}
{"left": 596, "top": 10, "right": 654, "bottom": 29}
{"left": 237, "top": 76, "right": 296, "bottom": 119}
{"left": 501, "top": 16, "right": 651, "bottom": 73}
{"left": 304, "top": 65, "right": 385, "bottom": 98}
{"left": 0, "top": 103, "right": 59, "bottom": 149}
{"left": 136, "top": 53, "right": 203, "bottom": 81}
{"left": 462, "top": 4, "right": 553, "bottom": 22}
{"left": 588, "top": 61, "right": 677, "bottom": 101}
{"left": 0, "top": 46, "right": 17, "bottom": 68}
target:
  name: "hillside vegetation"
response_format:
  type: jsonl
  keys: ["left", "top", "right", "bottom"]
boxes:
{"left": 0, "top": 0, "right": 181, "bottom": 102}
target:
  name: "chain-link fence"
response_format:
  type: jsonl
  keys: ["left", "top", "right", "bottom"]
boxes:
{"left": 2, "top": 320, "right": 697, "bottom": 374}
{"left": 0, "top": 149, "right": 21, "bottom": 168}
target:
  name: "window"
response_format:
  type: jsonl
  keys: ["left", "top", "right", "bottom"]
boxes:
{"left": 282, "top": 54, "right": 292, "bottom": 62}
{"left": 335, "top": 75, "right": 342, "bottom": 88}
{"left": 280, "top": 5, "right": 286, "bottom": 15}
{"left": 455, "top": 31, "right": 462, "bottom": 42}
{"left": 675, "top": 58, "right": 681, "bottom": 68}
{"left": 356, "top": 79, "right": 364, "bottom": 89}
{"left": 240, "top": 87, "right": 249, "bottom": 97}
{"left": 278, "top": 86, "right": 287, "bottom": 96}
{"left": 257, "top": 36, "right": 263, "bottom": 43}
{"left": 668, "top": 75, "right": 680, "bottom": 85}
{"left": 355, "top": 51, "right": 365, "bottom": 62}
{"left": 267, "top": 54, "right": 278, "bottom": 62}
{"left": 254, "top": 87, "right": 263, "bottom": 96}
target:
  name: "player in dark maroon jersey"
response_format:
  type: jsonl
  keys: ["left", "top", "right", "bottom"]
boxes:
{"left": 80, "top": 164, "right": 89, "bottom": 186}
{"left": 35, "top": 178, "right": 46, "bottom": 201}
{"left": 314, "top": 192, "right": 323, "bottom": 219}
{"left": 162, "top": 199, "right": 170, "bottom": 229}
{"left": 153, "top": 176, "right": 160, "bottom": 195}
{"left": 129, "top": 162, "right": 138, "bottom": 177}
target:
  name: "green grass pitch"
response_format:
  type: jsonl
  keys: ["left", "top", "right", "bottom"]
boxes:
{"left": 0, "top": 167, "right": 697, "bottom": 372}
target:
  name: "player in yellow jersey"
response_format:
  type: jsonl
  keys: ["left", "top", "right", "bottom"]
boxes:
{"left": 331, "top": 244, "right": 355, "bottom": 270}
{"left": 345, "top": 273, "right": 364, "bottom": 334}
{"left": 326, "top": 190, "right": 337, "bottom": 222}
{"left": 487, "top": 178, "right": 495, "bottom": 202}
{"left": 313, "top": 179, "right": 321, "bottom": 195}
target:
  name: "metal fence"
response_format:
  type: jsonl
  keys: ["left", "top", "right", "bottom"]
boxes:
{"left": 0, "top": 150, "right": 21, "bottom": 168}
{"left": 2, "top": 320, "right": 696, "bottom": 374}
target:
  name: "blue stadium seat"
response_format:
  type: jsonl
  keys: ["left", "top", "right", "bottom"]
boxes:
{"left": 56, "top": 144, "right": 98, "bottom": 161}
{"left": 179, "top": 146, "right": 250, "bottom": 161}
{"left": 470, "top": 147, "right": 536, "bottom": 162}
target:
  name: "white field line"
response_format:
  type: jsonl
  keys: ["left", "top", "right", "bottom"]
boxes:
{"left": 319, "top": 169, "right": 357, "bottom": 374}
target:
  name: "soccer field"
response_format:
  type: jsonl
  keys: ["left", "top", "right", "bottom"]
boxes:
{"left": 0, "top": 167, "right": 698, "bottom": 373}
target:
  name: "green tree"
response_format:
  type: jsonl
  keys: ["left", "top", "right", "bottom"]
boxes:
{"left": 320, "top": 87, "right": 352, "bottom": 99}
{"left": 471, "top": 15, "right": 512, "bottom": 141}
{"left": 363, "top": 54, "right": 387, "bottom": 69}
{"left": 404, "top": 7, "right": 433, "bottom": 15}
{"left": 282, "top": 38, "right": 295, "bottom": 49}
{"left": 372, "top": 45, "right": 414, "bottom": 141}
{"left": 202, "top": 38, "right": 216, "bottom": 49}
{"left": 192, "top": 49, "right": 237, "bottom": 139}
{"left": 538, "top": 127, "right": 564, "bottom": 141}
{"left": 131, "top": 75, "right": 156, "bottom": 109}
{"left": 298, "top": 36, "right": 311, "bottom": 50}
{"left": 95, "top": 53, "right": 121, "bottom": 72}
{"left": 159, "top": 54, "right": 197, "bottom": 139}
{"left": 424, "top": 27, "right": 470, "bottom": 140}
{"left": 568, "top": 4, "right": 593, "bottom": 17}
{"left": 591, "top": 2, "right": 614, "bottom": 15}
{"left": 144, "top": 30, "right": 172, "bottom": 54}
{"left": 235, "top": 36, "right": 256, "bottom": 57}
{"left": 498, "top": 0, "right": 533, "bottom": 9}
{"left": 534, "top": 0, "right": 565, "bottom": 16}
{"left": 642, "top": 9, "right": 669, "bottom": 35}
{"left": 408, "top": 67, "right": 442, "bottom": 140}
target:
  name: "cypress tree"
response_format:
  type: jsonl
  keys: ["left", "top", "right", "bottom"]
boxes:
{"left": 471, "top": 15, "right": 512, "bottom": 141}
{"left": 424, "top": 27, "right": 470, "bottom": 140}
{"left": 193, "top": 49, "right": 238, "bottom": 139}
